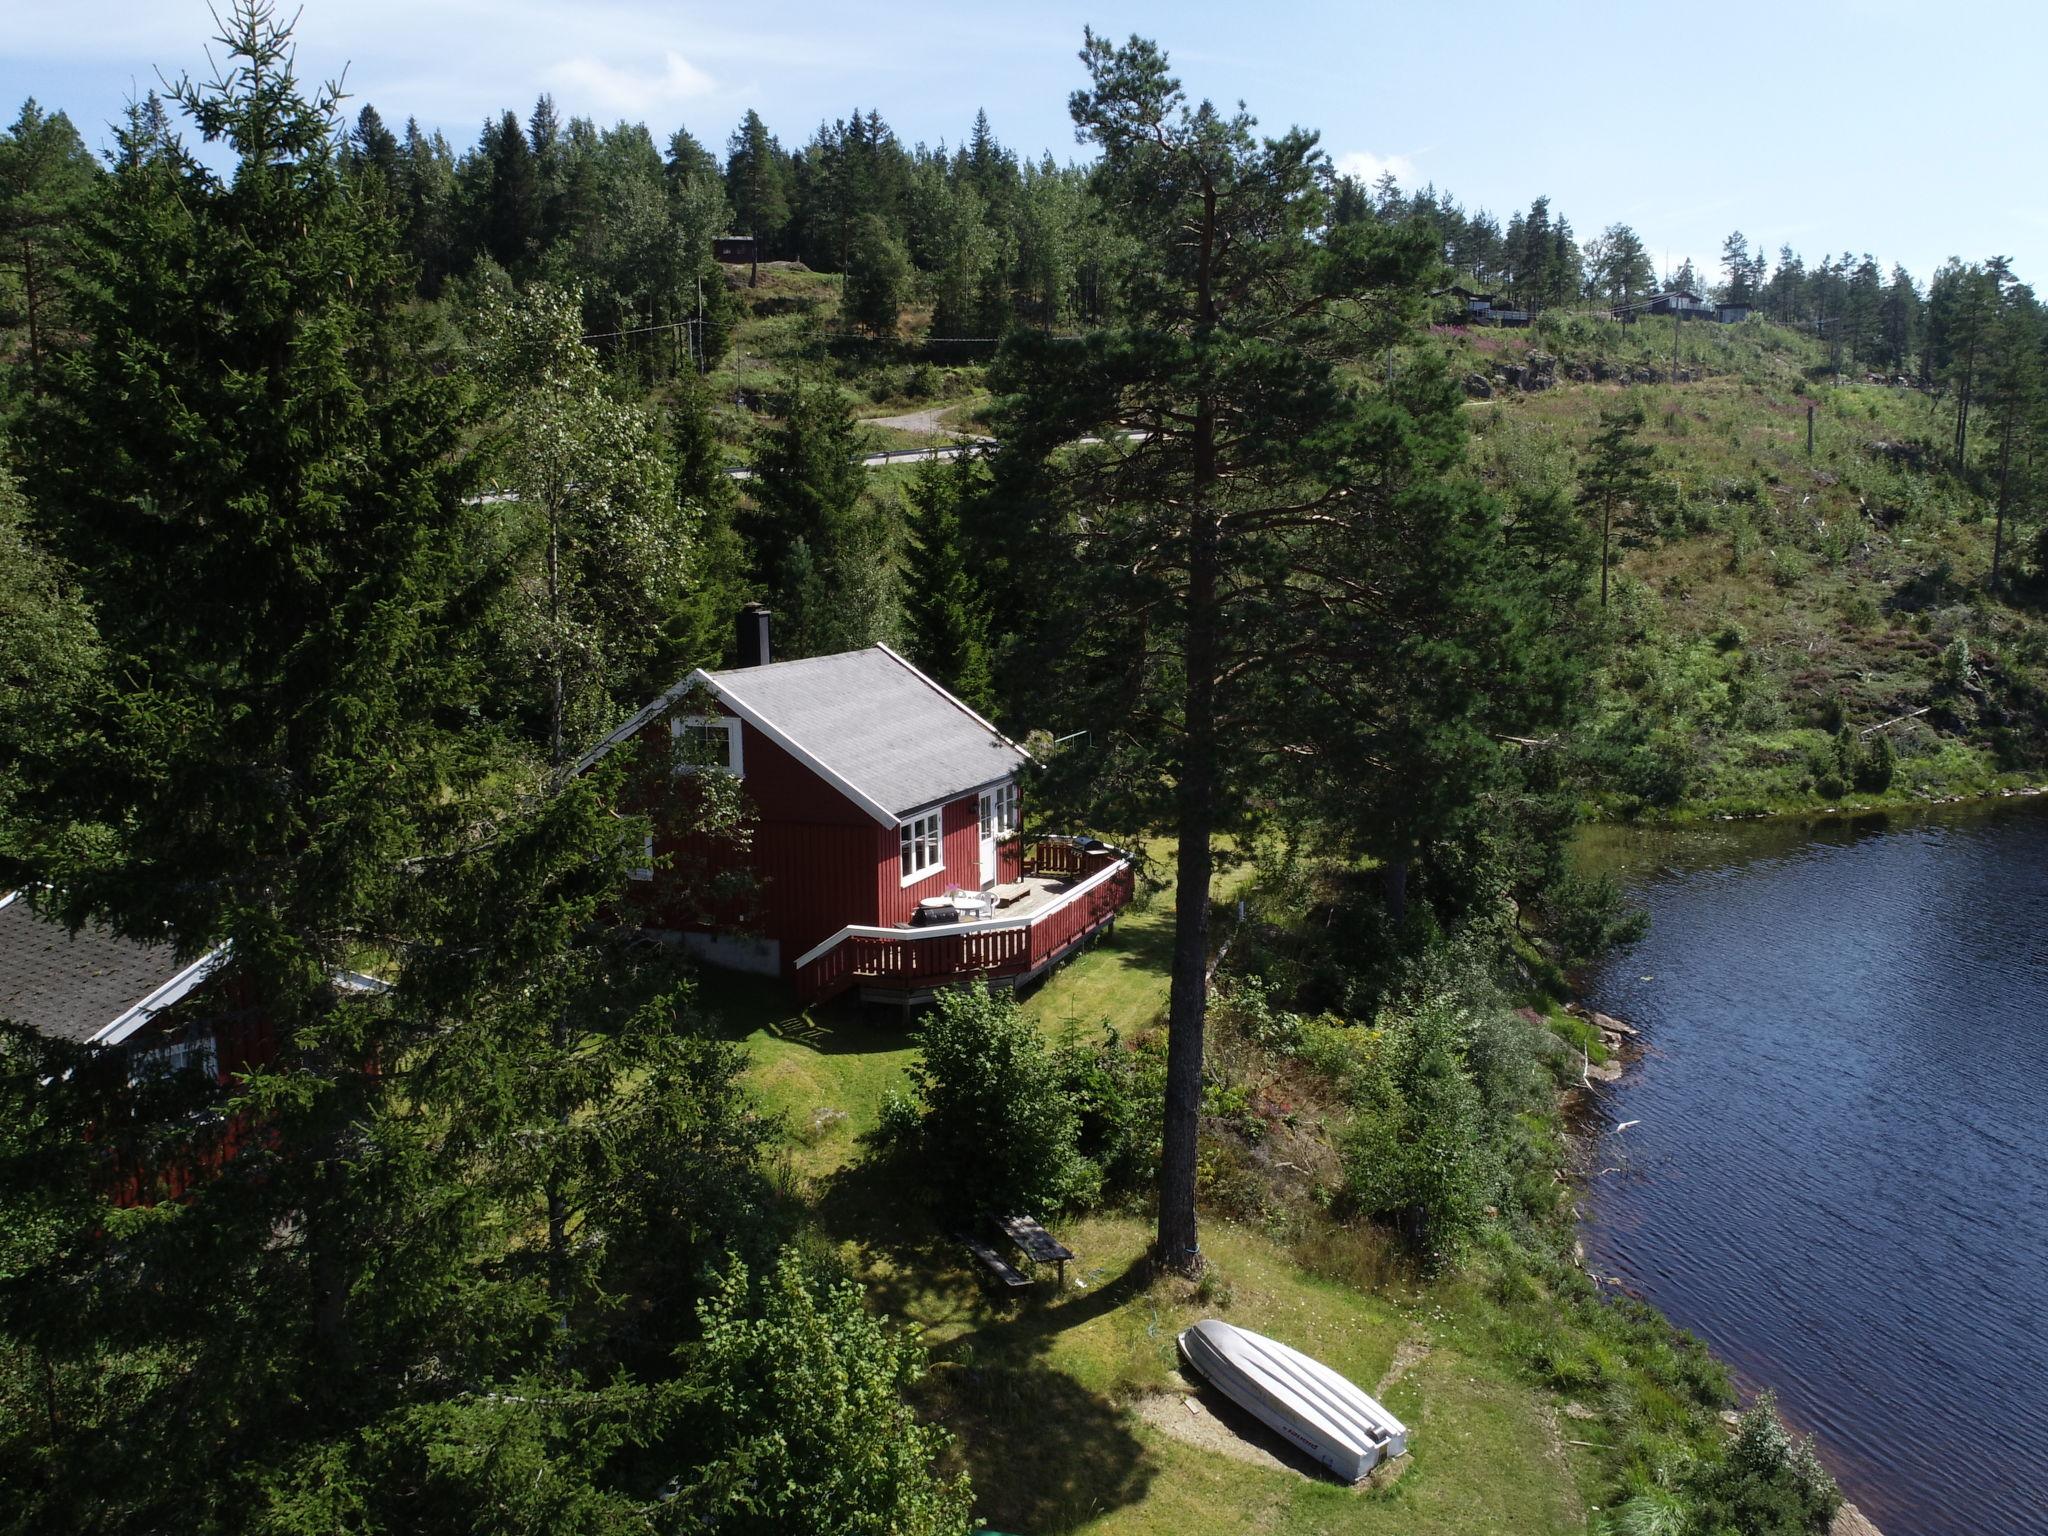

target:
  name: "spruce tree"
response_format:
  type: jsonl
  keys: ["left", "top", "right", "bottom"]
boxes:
{"left": 1578, "top": 404, "right": 1657, "bottom": 609}
{"left": 904, "top": 454, "right": 995, "bottom": 712}
{"left": 844, "top": 210, "right": 911, "bottom": 335}
{"left": 0, "top": 98, "right": 100, "bottom": 395}
{"left": 10, "top": 5, "right": 512, "bottom": 1522}
{"left": 745, "top": 373, "right": 896, "bottom": 653}
{"left": 0, "top": 445, "right": 99, "bottom": 872}
{"left": 725, "top": 108, "right": 790, "bottom": 258}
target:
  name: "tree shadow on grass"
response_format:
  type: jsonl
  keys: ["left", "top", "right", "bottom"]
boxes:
{"left": 814, "top": 1152, "right": 1161, "bottom": 1532}
{"left": 919, "top": 1261, "right": 1162, "bottom": 1532}
{"left": 693, "top": 967, "right": 910, "bottom": 1057}
{"left": 922, "top": 1352, "right": 1157, "bottom": 1534}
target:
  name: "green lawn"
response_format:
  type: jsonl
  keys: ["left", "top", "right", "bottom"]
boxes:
{"left": 689, "top": 855, "right": 1594, "bottom": 1536}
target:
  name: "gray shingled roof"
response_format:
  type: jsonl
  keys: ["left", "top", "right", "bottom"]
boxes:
{"left": 0, "top": 895, "right": 200, "bottom": 1045}
{"left": 708, "top": 647, "right": 1024, "bottom": 819}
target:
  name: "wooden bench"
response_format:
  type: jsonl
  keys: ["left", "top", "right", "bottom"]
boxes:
{"left": 960, "top": 1232, "right": 1032, "bottom": 1291}
{"left": 999, "top": 1214, "right": 1075, "bottom": 1288}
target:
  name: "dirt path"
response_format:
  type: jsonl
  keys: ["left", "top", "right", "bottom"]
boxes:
{"left": 1135, "top": 1379, "right": 1310, "bottom": 1479}
{"left": 863, "top": 405, "right": 972, "bottom": 436}
{"left": 1375, "top": 1329, "right": 1432, "bottom": 1396}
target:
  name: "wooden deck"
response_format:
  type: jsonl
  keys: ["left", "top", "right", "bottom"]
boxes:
{"left": 793, "top": 841, "right": 1135, "bottom": 1005}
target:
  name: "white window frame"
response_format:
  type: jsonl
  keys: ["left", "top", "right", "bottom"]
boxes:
{"left": 629, "top": 831, "right": 655, "bottom": 881}
{"left": 672, "top": 714, "right": 743, "bottom": 777}
{"left": 130, "top": 1029, "right": 218, "bottom": 1085}
{"left": 899, "top": 809, "right": 945, "bottom": 885}
{"left": 980, "top": 782, "right": 1020, "bottom": 839}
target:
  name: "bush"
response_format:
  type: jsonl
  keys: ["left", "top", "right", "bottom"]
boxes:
{"left": 1853, "top": 731, "right": 1897, "bottom": 792}
{"left": 1054, "top": 1024, "right": 1163, "bottom": 1202}
{"left": 1337, "top": 1001, "right": 1489, "bottom": 1268}
{"left": 1537, "top": 870, "right": 1649, "bottom": 969}
{"left": 1681, "top": 1393, "right": 1841, "bottom": 1535}
{"left": 1766, "top": 546, "right": 1810, "bottom": 590}
{"left": 899, "top": 984, "right": 1098, "bottom": 1218}
{"left": 683, "top": 1249, "right": 975, "bottom": 1535}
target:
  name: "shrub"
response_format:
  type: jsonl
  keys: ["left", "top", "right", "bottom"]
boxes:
{"left": 683, "top": 1249, "right": 975, "bottom": 1535}
{"left": 1681, "top": 1393, "right": 1841, "bottom": 1535}
{"left": 1766, "top": 546, "right": 1810, "bottom": 590}
{"left": 1853, "top": 732, "right": 1897, "bottom": 792}
{"left": 901, "top": 983, "right": 1098, "bottom": 1218}
{"left": 1055, "top": 1024, "right": 1163, "bottom": 1201}
{"left": 1538, "top": 870, "right": 1649, "bottom": 969}
{"left": 1337, "top": 1000, "right": 1488, "bottom": 1268}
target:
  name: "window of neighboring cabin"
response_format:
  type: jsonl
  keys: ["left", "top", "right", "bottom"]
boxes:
{"left": 630, "top": 831, "right": 655, "bottom": 881}
{"left": 981, "top": 782, "right": 1020, "bottom": 839}
{"left": 130, "top": 1030, "right": 218, "bottom": 1085}
{"left": 673, "top": 715, "right": 742, "bottom": 777}
{"left": 900, "top": 810, "right": 944, "bottom": 883}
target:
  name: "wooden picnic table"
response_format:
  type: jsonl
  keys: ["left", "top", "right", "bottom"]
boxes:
{"left": 959, "top": 1231, "right": 1031, "bottom": 1291}
{"left": 999, "top": 1214, "right": 1074, "bottom": 1287}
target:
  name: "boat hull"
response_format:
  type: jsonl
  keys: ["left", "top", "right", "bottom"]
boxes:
{"left": 1176, "top": 1319, "right": 1408, "bottom": 1482}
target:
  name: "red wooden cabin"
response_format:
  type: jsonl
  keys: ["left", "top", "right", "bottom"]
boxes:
{"left": 582, "top": 607, "right": 1134, "bottom": 1006}
{"left": 0, "top": 890, "right": 277, "bottom": 1205}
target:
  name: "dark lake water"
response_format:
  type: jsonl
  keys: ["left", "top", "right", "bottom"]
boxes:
{"left": 1577, "top": 798, "right": 2048, "bottom": 1536}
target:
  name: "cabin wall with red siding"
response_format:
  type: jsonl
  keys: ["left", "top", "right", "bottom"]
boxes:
{"left": 875, "top": 794, "right": 983, "bottom": 926}
{"left": 613, "top": 699, "right": 1024, "bottom": 973}
{"left": 734, "top": 720, "right": 888, "bottom": 963}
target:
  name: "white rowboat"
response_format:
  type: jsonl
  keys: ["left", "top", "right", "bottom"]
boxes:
{"left": 1176, "top": 1319, "right": 1408, "bottom": 1482}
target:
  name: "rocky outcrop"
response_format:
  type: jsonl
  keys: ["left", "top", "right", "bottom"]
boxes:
{"left": 1463, "top": 372, "right": 1495, "bottom": 399}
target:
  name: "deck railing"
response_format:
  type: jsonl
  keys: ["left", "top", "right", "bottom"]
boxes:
{"left": 793, "top": 848, "right": 1133, "bottom": 1003}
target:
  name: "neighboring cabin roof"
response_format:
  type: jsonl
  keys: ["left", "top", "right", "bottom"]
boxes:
{"left": 578, "top": 644, "right": 1027, "bottom": 825}
{"left": 0, "top": 892, "right": 222, "bottom": 1047}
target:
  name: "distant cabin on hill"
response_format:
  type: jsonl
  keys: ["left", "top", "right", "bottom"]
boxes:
{"left": 1613, "top": 288, "right": 1752, "bottom": 324}
{"left": 1442, "top": 285, "right": 1530, "bottom": 327}
{"left": 711, "top": 234, "right": 756, "bottom": 264}
{"left": 581, "top": 607, "right": 1134, "bottom": 1008}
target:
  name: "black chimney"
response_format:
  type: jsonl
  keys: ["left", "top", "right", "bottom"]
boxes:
{"left": 736, "top": 604, "right": 772, "bottom": 668}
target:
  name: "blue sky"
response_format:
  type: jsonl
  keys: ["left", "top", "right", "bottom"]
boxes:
{"left": 7, "top": 0, "right": 2045, "bottom": 286}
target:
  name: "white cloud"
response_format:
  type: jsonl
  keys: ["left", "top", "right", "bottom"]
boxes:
{"left": 1334, "top": 149, "right": 1416, "bottom": 188}
{"left": 545, "top": 50, "right": 716, "bottom": 119}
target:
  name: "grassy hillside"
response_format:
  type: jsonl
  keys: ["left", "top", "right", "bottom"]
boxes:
{"left": 687, "top": 283, "right": 2046, "bottom": 823}
{"left": 697, "top": 859, "right": 1744, "bottom": 1536}
{"left": 1438, "top": 311, "right": 2048, "bottom": 819}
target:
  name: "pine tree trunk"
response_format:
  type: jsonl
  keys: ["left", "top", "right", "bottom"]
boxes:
{"left": 1956, "top": 336, "right": 1976, "bottom": 472}
{"left": 1600, "top": 497, "right": 1612, "bottom": 609}
{"left": 1158, "top": 187, "right": 1221, "bottom": 1278}
{"left": 547, "top": 508, "right": 564, "bottom": 771}
{"left": 1382, "top": 857, "right": 1409, "bottom": 928}
{"left": 1993, "top": 413, "right": 2014, "bottom": 592}
{"left": 1158, "top": 494, "right": 1218, "bottom": 1278}
{"left": 21, "top": 235, "right": 40, "bottom": 385}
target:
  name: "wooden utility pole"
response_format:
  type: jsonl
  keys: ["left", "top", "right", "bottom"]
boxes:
{"left": 1807, "top": 402, "right": 1815, "bottom": 457}
{"left": 1672, "top": 303, "right": 1680, "bottom": 381}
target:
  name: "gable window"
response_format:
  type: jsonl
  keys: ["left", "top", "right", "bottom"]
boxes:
{"left": 899, "top": 810, "right": 944, "bottom": 883}
{"left": 980, "top": 782, "right": 1020, "bottom": 839}
{"left": 130, "top": 1029, "right": 218, "bottom": 1085}
{"left": 673, "top": 715, "right": 743, "bottom": 777}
